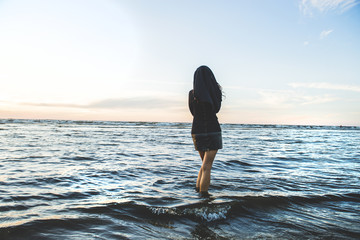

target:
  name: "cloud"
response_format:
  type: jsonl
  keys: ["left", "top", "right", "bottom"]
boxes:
{"left": 257, "top": 89, "right": 337, "bottom": 107}
{"left": 289, "top": 82, "right": 360, "bottom": 92}
{"left": 87, "top": 97, "right": 182, "bottom": 109}
{"left": 300, "top": 0, "right": 359, "bottom": 15}
{"left": 21, "top": 102, "right": 83, "bottom": 108}
{"left": 20, "top": 97, "right": 183, "bottom": 110}
{"left": 320, "top": 29, "right": 334, "bottom": 39}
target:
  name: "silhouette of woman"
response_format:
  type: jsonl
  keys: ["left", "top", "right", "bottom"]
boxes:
{"left": 188, "top": 66, "right": 223, "bottom": 194}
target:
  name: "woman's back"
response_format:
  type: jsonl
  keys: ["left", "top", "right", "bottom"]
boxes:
{"left": 189, "top": 90, "right": 221, "bottom": 134}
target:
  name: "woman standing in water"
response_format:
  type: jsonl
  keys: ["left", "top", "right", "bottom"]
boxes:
{"left": 188, "top": 66, "right": 223, "bottom": 194}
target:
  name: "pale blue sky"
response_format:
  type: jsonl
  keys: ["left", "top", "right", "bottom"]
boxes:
{"left": 0, "top": 0, "right": 359, "bottom": 125}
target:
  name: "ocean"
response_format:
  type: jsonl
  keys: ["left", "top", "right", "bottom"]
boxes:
{"left": 0, "top": 119, "right": 359, "bottom": 239}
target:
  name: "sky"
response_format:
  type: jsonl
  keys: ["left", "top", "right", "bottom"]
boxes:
{"left": 0, "top": 0, "right": 359, "bottom": 125}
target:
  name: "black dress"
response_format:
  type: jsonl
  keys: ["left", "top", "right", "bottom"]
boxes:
{"left": 189, "top": 90, "right": 222, "bottom": 151}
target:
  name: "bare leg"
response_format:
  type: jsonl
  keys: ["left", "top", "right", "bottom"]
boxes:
{"left": 199, "top": 150, "right": 217, "bottom": 192}
{"left": 196, "top": 151, "right": 205, "bottom": 191}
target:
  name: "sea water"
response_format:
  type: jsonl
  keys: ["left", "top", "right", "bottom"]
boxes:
{"left": 0, "top": 119, "right": 359, "bottom": 239}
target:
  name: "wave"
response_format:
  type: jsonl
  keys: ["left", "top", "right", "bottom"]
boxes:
{"left": 149, "top": 202, "right": 231, "bottom": 222}
{"left": 147, "top": 192, "right": 360, "bottom": 221}
{"left": 2, "top": 192, "right": 359, "bottom": 240}
{"left": 61, "top": 192, "right": 359, "bottom": 224}
{"left": 61, "top": 156, "right": 97, "bottom": 161}
{"left": 2, "top": 191, "right": 359, "bottom": 226}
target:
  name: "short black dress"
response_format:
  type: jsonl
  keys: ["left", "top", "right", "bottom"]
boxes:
{"left": 189, "top": 90, "right": 222, "bottom": 151}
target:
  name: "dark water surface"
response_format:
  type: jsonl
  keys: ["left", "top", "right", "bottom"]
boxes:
{"left": 1, "top": 119, "right": 359, "bottom": 239}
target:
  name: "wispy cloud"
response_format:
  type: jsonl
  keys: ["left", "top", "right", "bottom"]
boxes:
{"left": 257, "top": 89, "right": 336, "bottom": 107}
{"left": 20, "top": 97, "right": 183, "bottom": 110}
{"left": 320, "top": 29, "right": 334, "bottom": 39}
{"left": 21, "top": 102, "right": 83, "bottom": 108}
{"left": 87, "top": 97, "right": 182, "bottom": 109}
{"left": 290, "top": 82, "right": 360, "bottom": 92}
{"left": 300, "top": 0, "right": 359, "bottom": 15}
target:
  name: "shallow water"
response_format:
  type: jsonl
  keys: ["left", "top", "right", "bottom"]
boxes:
{"left": 0, "top": 119, "right": 359, "bottom": 239}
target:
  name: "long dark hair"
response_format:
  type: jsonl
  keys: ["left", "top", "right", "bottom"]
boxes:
{"left": 193, "top": 66, "right": 222, "bottom": 113}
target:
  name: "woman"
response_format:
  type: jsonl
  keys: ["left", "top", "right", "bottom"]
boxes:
{"left": 188, "top": 65, "right": 223, "bottom": 194}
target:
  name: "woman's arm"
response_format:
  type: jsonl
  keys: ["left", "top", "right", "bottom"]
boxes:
{"left": 188, "top": 90, "right": 195, "bottom": 116}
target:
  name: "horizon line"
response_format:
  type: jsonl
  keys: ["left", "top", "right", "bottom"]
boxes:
{"left": 1, "top": 117, "right": 359, "bottom": 128}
